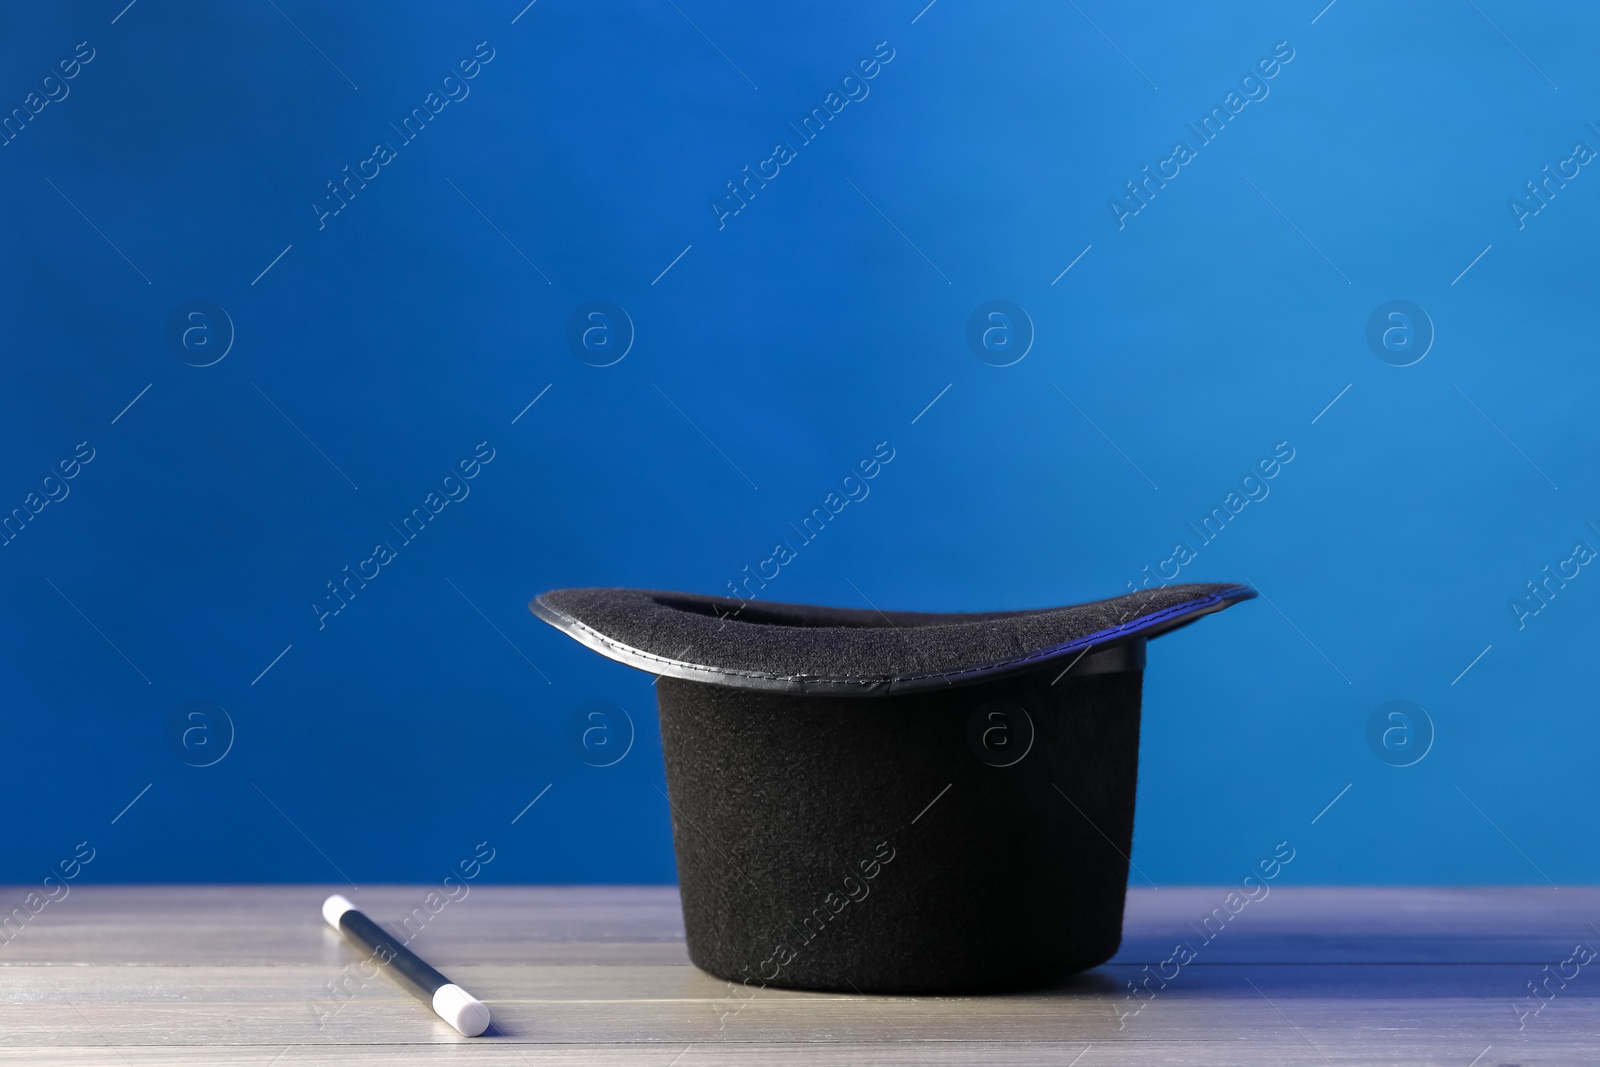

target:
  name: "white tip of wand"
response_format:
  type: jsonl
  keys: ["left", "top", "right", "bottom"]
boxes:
{"left": 322, "top": 893, "right": 356, "bottom": 930}
{"left": 433, "top": 982, "right": 491, "bottom": 1037}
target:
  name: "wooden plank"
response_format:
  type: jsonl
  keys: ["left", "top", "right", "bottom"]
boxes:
{"left": 7, "top": 885, "right": 1594, "bottom": 964}
{"left": 0, "top": 1040, "right": 1588, "bottom": 1067}
{"left": 0, "top": 886, "right": 1595, "bottom": 1064}
{"left": 1, "top": 963, "right": 1595, "bottom": 1040}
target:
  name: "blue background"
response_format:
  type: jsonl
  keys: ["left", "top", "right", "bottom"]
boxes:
{"left": 2, "top": 0, "right": 1594, "bottom": 888}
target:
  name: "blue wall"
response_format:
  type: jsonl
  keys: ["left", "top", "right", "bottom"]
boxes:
{"left": 3, "top": 0, "right": 1595, "bottom": 887}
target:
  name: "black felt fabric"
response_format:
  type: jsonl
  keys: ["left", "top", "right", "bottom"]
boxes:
{"left": 657, "top": 666, "right": 1144, "bottom": 993}
{"left": 532, "top": 581, "right": 1253, "bottom": 994}
{"left": 531, "top": 582, "right": 1253, "bottom": 696}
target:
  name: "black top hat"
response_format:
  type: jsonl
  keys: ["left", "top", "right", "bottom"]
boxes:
{"left": 531, "top": 582, "right": 1253, "bottom": 994}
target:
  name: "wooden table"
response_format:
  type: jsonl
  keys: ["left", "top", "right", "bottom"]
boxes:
{"left": 1, "top": 885, "right": 1594, "bottom": 1064}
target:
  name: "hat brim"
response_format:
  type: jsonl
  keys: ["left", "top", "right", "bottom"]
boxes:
{"left": 530, "top": 582, "right": 1254, "bottom": 697}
